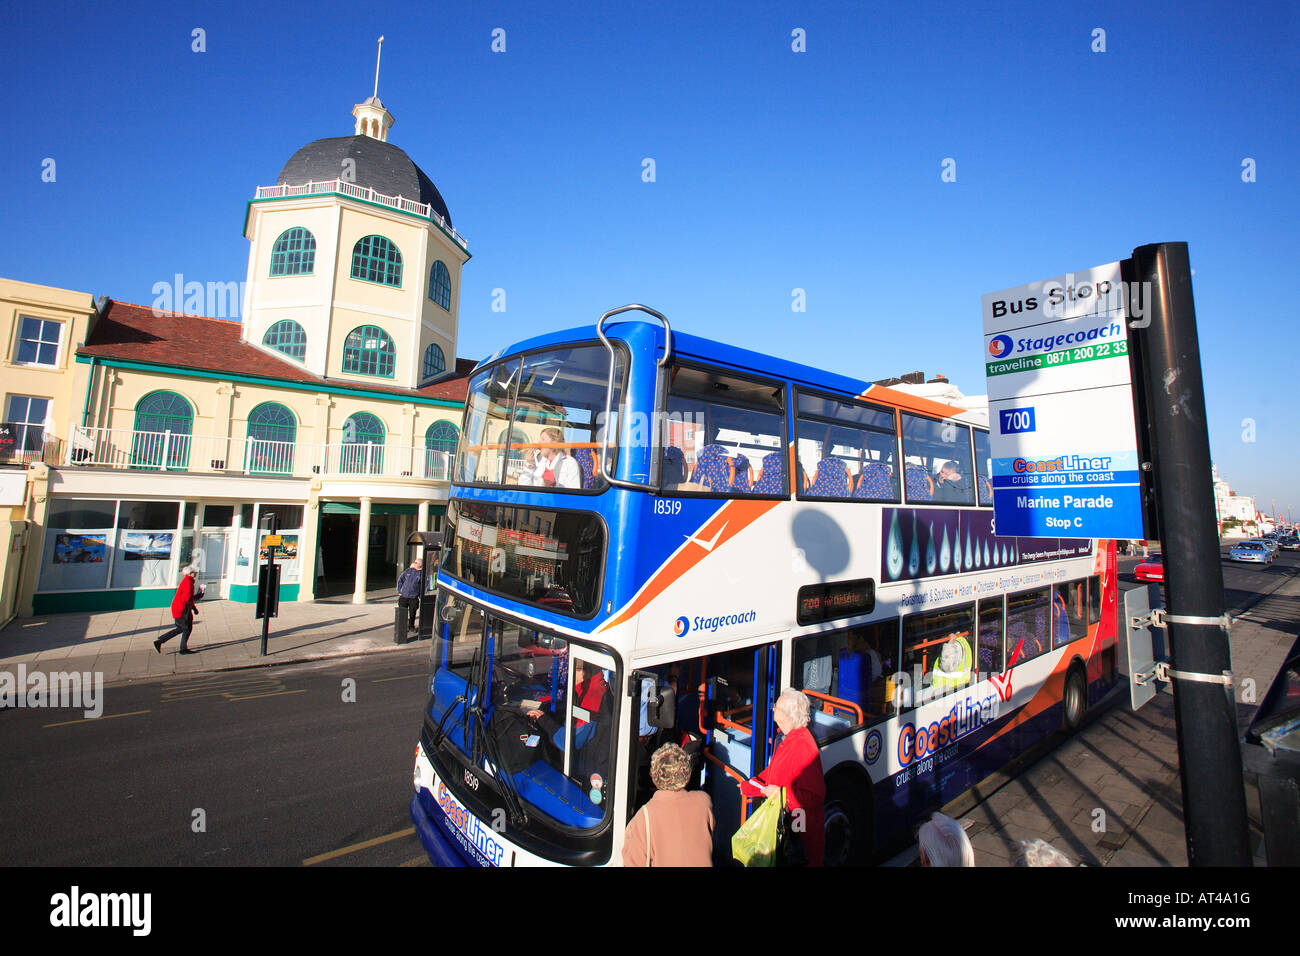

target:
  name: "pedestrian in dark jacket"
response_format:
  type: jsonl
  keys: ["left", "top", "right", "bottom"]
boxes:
{"left": 396, "top": 558, "right": 424, "bottom": 630}
{"left": 155, "top": 565, "right": 201, "bottom": 654}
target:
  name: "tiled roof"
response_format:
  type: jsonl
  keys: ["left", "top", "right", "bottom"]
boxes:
{"left": 78, "top": 300, "right": 472, "bottom": 403}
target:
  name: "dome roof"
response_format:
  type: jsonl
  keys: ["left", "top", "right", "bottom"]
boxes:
{"left": 277, "top": 135, "right": 452, "bottom": 227}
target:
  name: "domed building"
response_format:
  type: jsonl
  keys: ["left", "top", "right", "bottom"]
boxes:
{"left": 241, "top": 93, "right": 469, "bottom": 391}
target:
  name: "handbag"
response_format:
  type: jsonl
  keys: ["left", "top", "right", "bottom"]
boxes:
{"left": 731, "top": 787, "right": 785, "bottom": 867}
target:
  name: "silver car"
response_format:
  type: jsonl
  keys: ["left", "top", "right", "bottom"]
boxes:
{"left": 1230, "top": 541, "right": 1272, "bottom": 564}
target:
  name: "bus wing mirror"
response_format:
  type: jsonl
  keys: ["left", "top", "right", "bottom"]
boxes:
{"left": 649, "top": 686, "right": 676, "bottom": 730}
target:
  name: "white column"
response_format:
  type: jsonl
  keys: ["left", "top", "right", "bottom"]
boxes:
{"left": 353, "top": 497, "right": 372, "bottom": 604}
{"left": 418, "top": 500, "right": 429, "bottom": 533}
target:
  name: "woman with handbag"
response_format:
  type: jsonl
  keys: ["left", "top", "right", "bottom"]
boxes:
{"left": 622, "top": 743, "right": 714, "bottom": 866}
{"left": 740, "top": 688, "right": 825, "bottom": 866}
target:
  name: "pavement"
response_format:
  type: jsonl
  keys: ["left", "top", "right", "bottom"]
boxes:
{"left": 0, "top": 588, "right": 423, "bottom": 684}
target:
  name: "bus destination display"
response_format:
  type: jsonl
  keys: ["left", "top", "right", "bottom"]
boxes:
{"left": 797, "top": 578, "right": 875, "bottom": 626}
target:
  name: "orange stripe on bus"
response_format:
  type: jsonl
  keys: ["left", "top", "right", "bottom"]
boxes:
{"left": 599, "top": 497, "right": 783, "bottom": 632}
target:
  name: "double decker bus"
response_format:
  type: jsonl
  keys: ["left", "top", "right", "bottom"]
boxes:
{"left": 410, "top": 306, "right": 1120, "bottom": 867}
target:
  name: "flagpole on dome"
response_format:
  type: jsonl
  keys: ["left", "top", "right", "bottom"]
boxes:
{"left": 374, "top": 35, "right": 384, "bottom": 100}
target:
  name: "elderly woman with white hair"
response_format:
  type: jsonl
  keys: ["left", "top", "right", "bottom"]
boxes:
{"left": 622, "top": 743, "right": 714, "bottom": 866}
{"left": 739, "top": 688, "right": 825, "bottom": 866}
{"left": 154, "top": 564, "right": 201, "bottom": 655}
{"left": 917, "top": 812, "right": 975, "bottom": 866}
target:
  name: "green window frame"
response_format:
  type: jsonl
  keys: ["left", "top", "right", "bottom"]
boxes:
{"left": 425, "top": 420, "right": 458, "bottom": 478}
{"left": 342, "top": 325, "right": 396, "bottom": 378}
{"left": 269, "top": 227, "right": 316, "bottom": 276}
{"left": 132, "top": 390, "right": 194, "bottom": 469}
{"left": 428, "top": 260, "right": 452, "bottom": 309}
{"left": 423, "top": 343, "right": 447, "bottom": 379}
{"left": 350, "top": 235, "right": 402, "bottom": 287}
{"left": 341, "top": 412, "right": 385, "bottom": 474}
{"left": 247, "top": 402, "right": 296, "bottom": 474}
{"left": 262, "top": 319, "right": 307, "bottom": 361}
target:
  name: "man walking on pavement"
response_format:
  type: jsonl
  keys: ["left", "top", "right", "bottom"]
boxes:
{"left": 155, "top": 565, "right": 201, "bottom": 654}
{"left": 397, "top": 557, "right": 424, "bottom": 633}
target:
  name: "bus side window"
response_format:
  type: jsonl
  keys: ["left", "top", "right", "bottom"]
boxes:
{"left": 1087, "top": 575, "right": 1102, "bottom": 626}
{"left": 1053, "top": 581, "right": 1087, "bottom": 648}
{"left": 901, "top": 604, "right": 975, "bottom": 702}
{"left": 977, "top": 598, "right": 1004, "bottom": 674}
{"left": 1006, "top": 588, "right": 1050, "bottom": 664}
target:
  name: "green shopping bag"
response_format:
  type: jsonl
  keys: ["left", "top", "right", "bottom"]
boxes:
{"left": 731, "top": 788, "right": 784, "bottom": 867}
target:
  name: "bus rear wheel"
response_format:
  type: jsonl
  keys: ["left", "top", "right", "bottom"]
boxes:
{"left": 1063, "top": 664, "right": 1087, "bottom": 733}
{"left": 822, "top": 773, "right": 871, "bottom": 867}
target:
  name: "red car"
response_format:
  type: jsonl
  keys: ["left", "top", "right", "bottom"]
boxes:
{"left": 1134, "top": 555, "right": 1164, "bottom": 582}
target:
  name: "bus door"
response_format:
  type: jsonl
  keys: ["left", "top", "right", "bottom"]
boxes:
{"left": 563, "top": 644, "right": 618, "bottom": 807}
{"left": 701, "top": 640, "right": 782, "bottom": 842}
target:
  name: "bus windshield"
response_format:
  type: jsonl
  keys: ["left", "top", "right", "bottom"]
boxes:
{"left": 426, "top": 592, "right": 617, "bottom": 831}
{"left": 456, "top": 343, "right": 627, "bottom": 491}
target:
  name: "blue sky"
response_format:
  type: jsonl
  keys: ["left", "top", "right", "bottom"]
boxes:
{"left": 3, "top": 0, "right": 1297, "bottom": 516}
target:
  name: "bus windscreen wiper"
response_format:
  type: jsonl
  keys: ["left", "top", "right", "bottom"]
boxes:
{"left": 471, "top": 705, "right": 528, "bottom": 827}
{"left": 429, "top": 648, "right": 478, "bottom": 751}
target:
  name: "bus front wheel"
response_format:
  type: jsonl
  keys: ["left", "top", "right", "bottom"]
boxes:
{"left": 822, "top": 772, "right": 872, "bottom": 867}
{"left": 1063, "top": 664, "right": 1087, "bottom": 733}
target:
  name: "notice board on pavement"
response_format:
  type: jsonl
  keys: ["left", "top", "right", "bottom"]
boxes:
{"left": 981, "top": 262, "right": 1145, "bottom": 539}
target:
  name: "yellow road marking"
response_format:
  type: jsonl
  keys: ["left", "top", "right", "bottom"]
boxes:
{"left": 372, "top": 673, "right": 426, "bottom": 683}
{"left": 226, "top": 689, "right": 307, "bottom": 701}
{"left": 44, "top": 709, "right": 150, "bottom": 728}
{"left": 302, "top": 826, "right": 416, "bottom": 866}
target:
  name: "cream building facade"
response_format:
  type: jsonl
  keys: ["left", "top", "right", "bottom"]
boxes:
{"left": 6, "top": 89, "right": 474, "bottom": 619}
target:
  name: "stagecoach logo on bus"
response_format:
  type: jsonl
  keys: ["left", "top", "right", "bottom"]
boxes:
{"left": 864, "top": 729, "right": 883, "bottom": 765}
{"left": 673, "top": 609, "right": 757, "bottom": 638}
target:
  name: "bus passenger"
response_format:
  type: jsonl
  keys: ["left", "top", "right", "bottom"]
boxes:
{"left": 740, "top": 688, "right": 825, "bottom": 867}
{"left": 519, "top": 427, "right": 581, "bottom": 489}
{"left": 622, "top": 744, "right": 714, "bottom": 867}
{"left": 917, "top": 812, "right": 975, "bottom": 867}
{"left": 932, "top": 460, "right": 970, "bottom": 504}
{"left": 930, "top": 634, "right": 972, "bottom": 694}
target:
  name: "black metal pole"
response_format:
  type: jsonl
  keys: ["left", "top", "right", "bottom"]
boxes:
{"left": 1130, "top": 241, "right": 1251, "bottom": 865}
{"left": 261, "top": 547, "right": 275, "bottom": 657}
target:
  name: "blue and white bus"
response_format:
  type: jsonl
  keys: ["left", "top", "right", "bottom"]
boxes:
{"left": 410, "top": 306, "right": 1120, "bottom": 867}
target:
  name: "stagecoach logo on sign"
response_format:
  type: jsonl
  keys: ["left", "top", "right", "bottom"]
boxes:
{"left": 988, "top": 334, "right": 1013, "bottom": 358}
{"left": 674, "top": 616, "right": 690, "bottom": 637}
{"left": 864, "top": 729, "right": 882, "bottom": 765}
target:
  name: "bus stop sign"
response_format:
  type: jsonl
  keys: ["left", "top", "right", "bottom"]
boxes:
{"left": 981, "top": 261, "right": 1145, "bottom": 538}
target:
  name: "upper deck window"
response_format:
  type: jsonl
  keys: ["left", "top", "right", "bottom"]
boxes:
{"left": 455, "top": 344, "right": 627, "bottom": 492}
{"left": 973, "top": 429, "right": 993, "bottom": 506}
{"left": 661, "top": 365, "right": 787, "bottom": 497}
{"left": 900, "top": 413, "right": 974, "bottom": 506}
{"left": 795, "top": 391, "right": 898, "bottom": 501}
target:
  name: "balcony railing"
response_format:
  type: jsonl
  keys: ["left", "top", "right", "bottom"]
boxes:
{"left": 66, "top": 427, "right": 453, "bottom": 481}
{"left": 253, "top": 179, "right": 468, "bottom": 250}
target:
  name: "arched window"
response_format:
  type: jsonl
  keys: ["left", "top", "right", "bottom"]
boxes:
{"left": 262, "top": 319, "right": 307, "bottom": 361}
{"left": 247, "top": 402, "right": 296, "bottom": 474}
{"left": 422, "top": 343, "right": 446, "bottom": 379}
{"left": 342, "top": 325, "right": 396, "bottom": 378}
{"left": 132, "top": 391, "right": 194, "bottom": 469}
{"left": 428, "top": 260, "right": 452, "bottom": 310}
{"left": 350, "top": 235, "right": 402, "bottom": 287}
{"left": 425, "top": 420, "right": 459, "bottom": 479}
{"left": 269, "top": 227, "right": 316, "bottom": 276}
{"left": 341, "top": 412, "right": 385, "bottom": 474}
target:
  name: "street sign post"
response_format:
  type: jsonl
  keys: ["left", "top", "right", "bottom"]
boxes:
{"left": 982, "top": 262, "right": 1145, "bottom": 539}
{"left": 255, "top": 514, "right": 281, "bottom": 656}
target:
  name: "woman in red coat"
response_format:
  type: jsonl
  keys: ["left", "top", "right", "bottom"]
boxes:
{"left": 155, "top": 565, "right": 200, "bottom": 654}
{"left": 740, "top": 688, "right": 825, "bottom": 866}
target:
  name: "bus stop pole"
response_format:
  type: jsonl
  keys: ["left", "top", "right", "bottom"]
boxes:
{"left": 1130, "top": 241, "right": 1251, "bottom": 865}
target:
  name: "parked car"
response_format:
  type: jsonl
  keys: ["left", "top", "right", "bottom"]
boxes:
{"left": 1231, "top": 541, "right": 1273, "bottom": 564}
{"left": 1134, "top": 555, "right": 1164, "bottom": 582}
